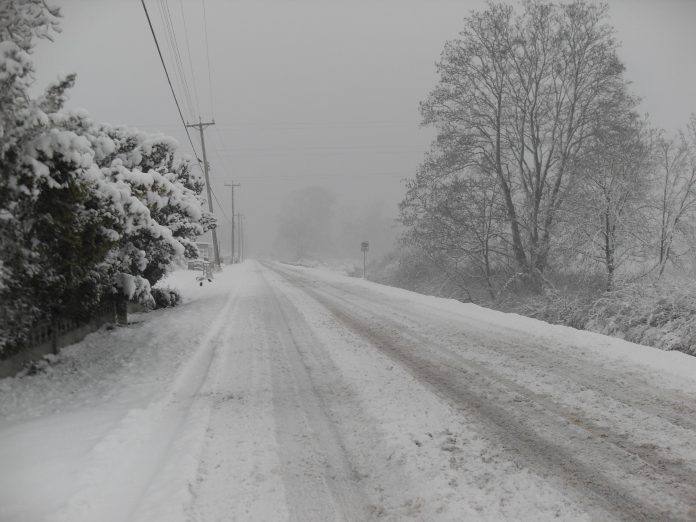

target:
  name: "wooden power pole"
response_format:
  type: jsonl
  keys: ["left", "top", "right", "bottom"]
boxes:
{"left": 225, "top": 182, "right": 240, "bottom": 262}
{"left": 236, "top": 213, "right": 244, "bottom": 261}
{"left": 361, "top": 241, "right": 369, "bottom": 278}
{"left": 185, "top": 118, "right": 220, "bottom": 267}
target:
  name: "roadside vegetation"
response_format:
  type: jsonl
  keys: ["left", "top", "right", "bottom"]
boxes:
{"left": 0, "top": 2, "right": 212, "bottom": 357}
{"left": 376, "top": 1, "right": 696, "bottom": 357}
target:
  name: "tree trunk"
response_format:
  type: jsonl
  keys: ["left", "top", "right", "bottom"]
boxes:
{"left": 113, "top": 295, "right": 128, "bottom": 325}
{"left": 604, "top": 208, "right": 615, "bottom": 291}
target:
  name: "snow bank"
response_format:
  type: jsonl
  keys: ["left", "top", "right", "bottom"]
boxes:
{"left": 285, "top": 257, "right": 361, "bottom": 277}
{"left": 282, "top": 263, "right": 696, "bottom": 388}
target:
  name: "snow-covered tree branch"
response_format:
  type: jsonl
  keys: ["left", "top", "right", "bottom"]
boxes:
{"left": 0, "top": 1, "right": 213, "bottom": 356}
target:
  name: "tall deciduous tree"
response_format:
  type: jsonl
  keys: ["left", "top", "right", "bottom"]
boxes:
{"left": 416, "top": 0, "right": 634, "bottom": 289}
{"left": 401, "top": 145, "right": 506, "bottom": 298}
{"left": 567, "top": 111, "right": 652, "bottom": 290}
{"left": 653, "top": 117, "right": 696, "bottom": 277}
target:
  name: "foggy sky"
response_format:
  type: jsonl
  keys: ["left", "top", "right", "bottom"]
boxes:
{"left": 33, "top": 0, "right": 696, "bottom": 259}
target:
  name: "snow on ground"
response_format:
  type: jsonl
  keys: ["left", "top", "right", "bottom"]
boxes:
{"left": 1, "top": 260, "right": 696, "bottom": 521}
{"left": 286, "top": 263, "right": 696, "bottom": 390}
{"left": 261, "top": 267, "right": 591, "bottom": 520}
{"left": 0, "top": 265, "right": 242, "bottom": 522}
{"left": 264, "top": 262, "right": 696, "bottom": 519}
{"left": 281, "top": 257, "right": 360, "bottom": 277}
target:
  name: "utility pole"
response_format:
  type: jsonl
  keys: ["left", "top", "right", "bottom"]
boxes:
{"left": 225, "top": 182, "right": 240, "bottom": 262}
{"left": 235, "top": 213, "right": 241, "bottom": 262}
{"left": 361, "top": 241, "right": 369, "bottom": 279}
{"left": 237, "top": 213, "right": 244, "bottom": 261}
{"left": 185, "top": 118, "right": 220, "bottom": 267}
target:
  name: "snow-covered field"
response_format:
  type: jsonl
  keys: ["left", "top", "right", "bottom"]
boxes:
{"left": 2, "top": 260, "right": 696, "bottom": 521}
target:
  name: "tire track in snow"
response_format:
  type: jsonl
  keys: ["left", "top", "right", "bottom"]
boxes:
{"left": 186, "top": 275, "right": 291, "bottom": 522}
{"left": 279, "top": 264, "right": 696, "bottom": 492}
{"left": 281, "top": 264, "right": 696, "bottom": 435}
{"left": 257, "top": 267, "right": 370, "bottom": 521}
{"left": 49, "top": 286, "right": 240, "bottom": 522}
{"left": 272, "top": 263, "right": 696, "bottom": 470}
{"left": 131, "top": 297, "right": 241, "bottom": 522}
{"left": 267, "top": 263, "right": 696, "bottom": 521}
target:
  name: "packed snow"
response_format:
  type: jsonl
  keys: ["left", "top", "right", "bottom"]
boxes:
{"left": 1, "top": 261, "right": 696, "bottom": 521}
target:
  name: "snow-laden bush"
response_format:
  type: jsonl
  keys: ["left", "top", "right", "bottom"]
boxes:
{"left": 374, "top": 244, "right": 696, "bottom": 356}
{"left": 517, "top": 278, "right": 696, "bottom": 356}
{"left": 519, "top": 290, "right": 592, "bottom": 331}
{"left": 0, "top": 1, "right": 214, "bottom": 357}
{"left": 587, "top": 282, "right": 696, "bottom": 356}
{"left": 151, "top": 287, "right": 182, "bottom": 309}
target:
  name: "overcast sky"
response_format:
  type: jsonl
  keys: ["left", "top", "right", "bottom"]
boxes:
{"left": 34, "top": 0, "right": 696, "bottom": 257}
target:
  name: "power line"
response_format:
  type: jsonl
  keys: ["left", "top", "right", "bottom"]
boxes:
{"left": 129, "top": 120, "right": 418, "bottom": 130}
{"left": 201, "top": 0, "right": 215, "bottom": 117}
{"left": 211, "top": 190, "right": 232, "bottom": 223}
{"left": 158, "top": 0, "right": 227, "bottom": 221}
{"left": 212, "top": 125, "right": 228, "bottom": 150}
{"left": 210, "top": 127, "right": 237, "bottom": 175}
{"left": 140, "top": 0, "right": 199, "bottom": 160}
{"left": 158, "top": 0, "right": 197, "bottom": 119}
{"left": 217, "top": 144, "right": 420, "bottom": 150}
{"left": 156, "top": 1, "right": 190, "bottom": 116}
{"left": 213, "top": 120, "right": 417, "bottom": 129}
{"left": 229, "top": 171, "right": 410, "bottom": 181}
{"left": 178, "top": 0, "right": 202, "bottom": 119}
{"left": 210, "top": 126, "right": 229, "bottom": 162}
{"left": 141, "top": 0, "right": 228, "bottom": 229}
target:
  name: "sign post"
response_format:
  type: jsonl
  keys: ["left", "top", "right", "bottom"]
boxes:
{"left": 361, "top": 241, "right": 369, "bottom": 279}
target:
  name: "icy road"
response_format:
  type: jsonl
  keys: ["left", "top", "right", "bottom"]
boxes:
{"left": 2, "top": 261, "right": 696, "bottom": 521}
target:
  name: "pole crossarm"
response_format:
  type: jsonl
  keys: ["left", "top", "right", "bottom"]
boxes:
{"left": 184, "top": 120, "right": 215, "bottom": 129}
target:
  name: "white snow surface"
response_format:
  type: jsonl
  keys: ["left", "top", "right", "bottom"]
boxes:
{"left": 1, "top": 260, "right": 695, "bottom": 521}
{"left": 289, "top": 263, "right": 696, "bottom": 390}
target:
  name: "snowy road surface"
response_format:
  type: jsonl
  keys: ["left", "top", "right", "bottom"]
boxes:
{"left": 2, "top": 261, "right": 696, "bottom": 521}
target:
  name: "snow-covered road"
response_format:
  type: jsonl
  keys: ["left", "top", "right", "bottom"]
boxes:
{"left": 2, "top": 260, "right": 696, "bottom": 521}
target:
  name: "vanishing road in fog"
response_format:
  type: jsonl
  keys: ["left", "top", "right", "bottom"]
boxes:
{"left": 2, "top": 261, "right": 696, "bottom": 521}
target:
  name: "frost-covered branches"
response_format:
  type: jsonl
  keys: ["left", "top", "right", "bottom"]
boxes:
{"left": 412, "top": 0, "right": 633, "bottom": 291}
{"left": 0, "top": 1, "right": 213, "bottom": 356}
{"left": 652, "top": 118, "right": 696, "bottom": 277}
{"left": 564, "top": 113, "right": 653, "bottom": 290}
{"left": 403, "top": 0, "right": 696, "bottom": 298}
{"left": 401, "top": 150, "right": 508, "bottom": 298}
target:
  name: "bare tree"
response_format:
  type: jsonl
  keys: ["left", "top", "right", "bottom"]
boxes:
{"left": 418, "top": 0, "right": 633, "bottom": 290}
{"left": 400, "top": 149, "right": 506, "bottom": 298}
{"left": 567, "top": 112, "right": 652, "bottom": 290}
{"left": 653, "top": 117, "right": 696, "bottom": 277}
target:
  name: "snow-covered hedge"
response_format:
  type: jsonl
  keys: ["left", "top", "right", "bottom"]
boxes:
{"left": 373, "top": 247, "right": 696, "bottom": 357}
{"left": 0, "top": 1, "right": 214, "bottom": 357}
{"left": 586, "top": 283, "right": 696, "bottom": 356}
{"left": 517, "top": 280, "right": 696, "bottom": 357}
{"left": 150, "top": 287, "right": 182, "bottom": 309}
